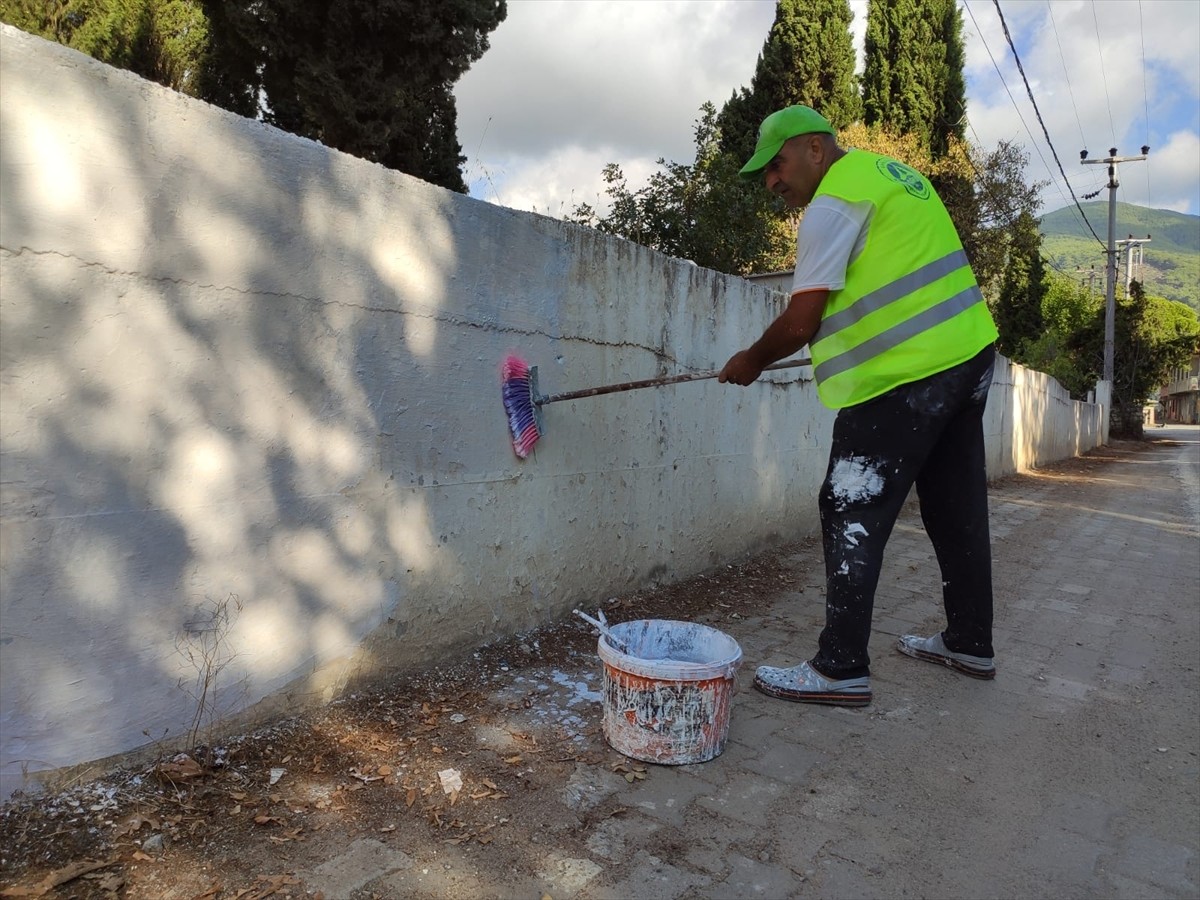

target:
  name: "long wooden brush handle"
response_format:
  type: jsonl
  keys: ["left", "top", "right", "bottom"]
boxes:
{"left": 537, "top": 357, "right": 812, "bottom": 405}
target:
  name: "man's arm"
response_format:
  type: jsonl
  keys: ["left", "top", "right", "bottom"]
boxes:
{"left": 718, "top": 289, "right": 829, "bottom": 385}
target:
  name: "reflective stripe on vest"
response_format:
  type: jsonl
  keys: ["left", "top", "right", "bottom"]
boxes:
{"left": 815, "top": 281, "right": 985, "bottom": 384}
{"left": 818, "top": 249, "right": 971, "bottom": 338}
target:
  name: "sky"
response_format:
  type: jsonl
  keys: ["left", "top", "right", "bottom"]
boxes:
{"left": 453, "top": 0, "right": 1200, "bottom": 225}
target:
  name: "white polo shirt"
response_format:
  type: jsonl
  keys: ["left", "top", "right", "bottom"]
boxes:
{"left": 789, "top": 196, "right": 875, "bottom": 298}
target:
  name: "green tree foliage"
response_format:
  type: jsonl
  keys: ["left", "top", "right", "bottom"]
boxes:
{"left": 991, "top": 212, "right": 1046, "bottom": 360}
{"left": 928, "top": 0, "right": 967, "bottom": 160}
{"left": 2, "top": 0, "right": 210, "bottom": 93}
{"left": 573, "top": 0, "right": 859, "bottom": 276}
{"left": 1036, "top": 280, "right": 1200, "bottom": 433}
{"left": 718, "top": 0, "right": 860, "bottom": 162}
{"left": 1081, "top": 283, "right": 1200, "bottom": 435}
{"left": 1041, "top": 271, "right": 1103, "bottom": 339}
{"left": 959, "top": 140, "right": 1046, "bottom": 301}
{"left": 1025, "top": 275, "right": 1199, "bottom": 435}
{"left": 192, "top": 0, "right": 259, "bottom": 118}
{"left": 861, "top": 0, "right": 966, "bottom": 158}
{"left": 1021, "top": 272, "right": 1102, "bottom": 394}
{"left": 568, "top": 105, "right": 795, "bottom": 275}
{"left": 0, "top": 0, "right": 506, "bottom": 192}
{"left": 216, "top": 0, "right": 505, "bottom": 193}
{"left": 568, "top": 117, "right": 1044, "bottom": 286}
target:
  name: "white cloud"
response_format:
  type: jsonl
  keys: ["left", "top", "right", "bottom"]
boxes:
{"left": 455, "top": 0, "right": 1200, "bottom": 218}
{"left": 960, "top": 0, "right": 1199, "bottom": 215}
{"left": 457, "top": 2, "right": 774, "bottom": 160}
{"left": 467, "top": 145, "right": 662, "bottom": 219}
{"left": 456, "top": 0, "right": 776, "bottom": 216}
{"left": 1132, "top": 130, "right": 1200, "bottom": 213}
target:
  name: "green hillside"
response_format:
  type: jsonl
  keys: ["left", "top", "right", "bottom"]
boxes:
{"left": 1039, "top": 202, "right": 1200, "bottom": 314}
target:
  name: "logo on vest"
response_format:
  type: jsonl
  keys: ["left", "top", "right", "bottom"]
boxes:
{"left": 876, "top": 158, "right": 931, "bottom": 200}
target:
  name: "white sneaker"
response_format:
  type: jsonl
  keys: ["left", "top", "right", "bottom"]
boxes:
{"left": 897, "top": 633, "right": 995, "bottom": 679}
{"left": 753, "top": 661, "right": 872, "bottom": 707}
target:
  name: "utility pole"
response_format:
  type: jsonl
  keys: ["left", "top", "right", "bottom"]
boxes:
{"left": 1117, "top": 234, "right": 1152, "bottom": 295}
{"left": 1080, "top": 147, "right": 1149, "bottom": 384}
{"left": 1084, "top": 265, "right": 1097, "bottom": 297}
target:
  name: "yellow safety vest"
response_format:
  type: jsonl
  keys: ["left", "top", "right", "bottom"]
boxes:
{"left": 808, "top": 150, "right": 998, "bottom": 408}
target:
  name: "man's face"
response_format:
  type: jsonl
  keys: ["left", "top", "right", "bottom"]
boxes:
{"left": 763, "top": 135, "right": 825, "bottom": 209}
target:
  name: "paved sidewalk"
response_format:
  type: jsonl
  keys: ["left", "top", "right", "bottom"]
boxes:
{"left": 370, "top": 427, "right": 1200, "bottom": 899}
{"left": 4, "top": 430, "right": 1197, "bottom": 900}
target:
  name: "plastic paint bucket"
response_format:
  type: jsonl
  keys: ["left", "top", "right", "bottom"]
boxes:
{"left": 597, "top": 619, "right": 742, "bottom": 765}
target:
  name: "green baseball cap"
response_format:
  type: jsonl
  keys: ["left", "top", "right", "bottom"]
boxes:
{"left": 739, "top": 105, "right": 835, "bottom": 179}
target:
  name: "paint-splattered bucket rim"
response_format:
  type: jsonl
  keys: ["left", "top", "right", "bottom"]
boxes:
{"left": 596, "top": 619, "right": 742, "bottom": 682}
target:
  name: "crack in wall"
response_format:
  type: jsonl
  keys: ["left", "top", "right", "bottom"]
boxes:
{"left": 1, "top": 244, "right": 679, "bottom": 363}
{"left": 1, "top": 244, "right": 325, "bottom": 305}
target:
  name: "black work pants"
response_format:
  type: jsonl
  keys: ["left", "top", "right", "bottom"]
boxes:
{"left": 811, "top": 345, "right": 996, "bottom": 679}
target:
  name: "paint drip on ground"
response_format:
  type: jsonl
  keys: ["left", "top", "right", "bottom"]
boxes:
{"left": 494, "top": 669, "right": 602, "bottom": 741}
{"left": 596, "top": 619, "right": 741, "bottom": 765}
{"left": 829, "top": 456, "right": 884, "bottom": 509}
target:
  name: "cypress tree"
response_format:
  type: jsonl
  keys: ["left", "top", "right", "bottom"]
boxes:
{"left": 1, "top": 0, "right": 506, "bottom": 193}
{"left": 992, "top": 214, "right": 1047, "bottom": 361}
{"left": 718, "top": 0, "right": 860, "bottom": 161}
{"left": 930, "top": 0, "right": 967, "bottom": 158}
{"left": 1, "top": 0, "right": 210, "bottom": 95}
{"left": 219, "top": 0, "right": 506, "bottom": 193}
{"left": 862, "top": 0, "right": 966, "bottom": 158}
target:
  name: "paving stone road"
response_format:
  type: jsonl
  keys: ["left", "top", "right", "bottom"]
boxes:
{"left": 7, "top": 429, "right": 1195, "bottom": 900}
{"left": 316, "top": 426, "right": 1200, "bottom": 899}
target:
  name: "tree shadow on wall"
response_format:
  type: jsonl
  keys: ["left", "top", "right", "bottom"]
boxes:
{"left": 0, "top": 30, "right": 515, "bottom": 790}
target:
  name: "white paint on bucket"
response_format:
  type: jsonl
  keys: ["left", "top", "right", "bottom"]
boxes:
{"left": 596, "top": 619, "right": 742, "bottom": 765}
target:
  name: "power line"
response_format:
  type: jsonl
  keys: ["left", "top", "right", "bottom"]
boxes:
{"left": 962, "top": 2, "right": 1083, "bottom": 228}
{"left": 963, "top": 4, "right": 1098, "bottom": 262}
{"left": 1091, "top": 2, "right": 1118, "bottom": 145}
{"left": 1044, "top": 1, "right": 1108, "bottom": 208}
{"left": 962, "top": 116, "right": 1070, "bottom": 278}
{"left": 1138, "top": 0, "right": 1153, "bottom": 208}
{"left": 991, "top": 0, "right": 1107, "bottom": 250}
{"left": 1045, "top": 1, "right": 1088, "bottom": 151}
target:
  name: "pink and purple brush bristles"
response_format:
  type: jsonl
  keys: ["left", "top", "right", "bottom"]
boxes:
{"left": 501, "top": 354, "right": 543, "bottom": 458}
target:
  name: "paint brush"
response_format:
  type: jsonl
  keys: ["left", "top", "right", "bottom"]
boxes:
{"left": 573, "top": 609, "right": 631, "bottom": 655}
{"left": 500, "top": 354, "right": 811, "bottom": 458}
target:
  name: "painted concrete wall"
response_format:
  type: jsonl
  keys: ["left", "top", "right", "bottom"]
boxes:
{"left": 0, "top": 26, "right": 1103, "bottom": 800}
{"left": 0, "top": 27, "right": 834, "bottom": 799}
{"left": 984, "top": 357, "right": 1105, "bottom": 476}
